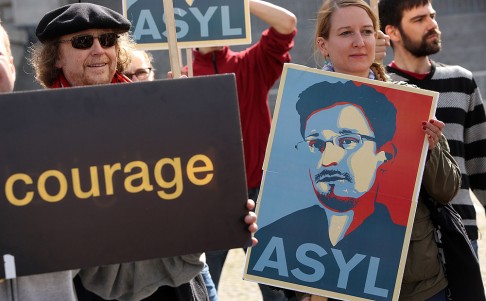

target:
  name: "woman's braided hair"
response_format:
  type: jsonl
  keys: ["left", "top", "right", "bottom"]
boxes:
{"left": 371, "top": 62, "right": 388, "bottom": 82}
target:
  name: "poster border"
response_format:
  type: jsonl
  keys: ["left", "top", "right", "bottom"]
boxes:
{"left": 244, "top": 63, "right": 439, "bottom": 301}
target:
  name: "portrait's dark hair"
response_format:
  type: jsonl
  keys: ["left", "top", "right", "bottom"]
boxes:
{"left": 296, "top": 81, "right": 397, "bottom": 149}
{"left": 379, "top": 0, "right": 431, "bottom": 33}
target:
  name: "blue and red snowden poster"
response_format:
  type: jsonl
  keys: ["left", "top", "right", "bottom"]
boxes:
{"left": 244, "top": 63, "right": 439, "bottom": 301}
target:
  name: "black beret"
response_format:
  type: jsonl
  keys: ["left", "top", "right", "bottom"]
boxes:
{"left": 36, "top": 3, "right": 131, "bottom": 43}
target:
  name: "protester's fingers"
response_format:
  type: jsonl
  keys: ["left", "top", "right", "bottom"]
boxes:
{"left": 247, "top": 199, "right": 256, "bottom": 211}
{"left": 422, "top": 120, "right": 442, "bottom": 150}
{"left": 376, "top": 30, "right": 391, "bottom": 46}
{"left": 429, "top": 118, "right": 445, "bottom": 130}
{"left": 375, "top": 45, "right": 387, "bottom": 62}
{"left": 245, "top": 211, "right": 257, "bottom": 227}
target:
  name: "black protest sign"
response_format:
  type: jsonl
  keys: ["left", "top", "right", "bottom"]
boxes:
{"left": 0, "top": 74, "right": 248, "bottom": 278}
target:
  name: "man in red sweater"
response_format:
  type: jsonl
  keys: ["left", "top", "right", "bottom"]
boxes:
{"left": 191, "top": 1, "right": 297, "bottom": 300}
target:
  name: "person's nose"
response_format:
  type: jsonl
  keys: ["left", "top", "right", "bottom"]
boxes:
{"left": 318, "top": 142, "right": 345, "bottom": 167}
{"left": 426, "top": 17, "right": 439, "bottom": 32}
{"left": 130, "top": 74, "right": 140, "bottom": 82}
{"left": 353, "top": 33, "right": 365, "bottom": 48}
{"left": 90, "top": 38, "right": 105, "bottom": 54}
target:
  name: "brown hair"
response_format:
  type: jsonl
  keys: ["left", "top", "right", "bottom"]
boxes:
{"left": 29, "top": 32, "right": 136, "bottom": 88}
{"left": 314, "top": 0, "right": 387, "bottom": 81}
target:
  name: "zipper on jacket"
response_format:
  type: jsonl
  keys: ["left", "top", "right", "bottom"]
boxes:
{"left": 7, "top": 278, "right": 18, "bottom": 301}
{"left": 212, "top": 52, "right": 219, "bottom": 74}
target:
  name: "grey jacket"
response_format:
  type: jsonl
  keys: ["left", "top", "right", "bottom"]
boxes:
{"left": 0, "top": 270, "right": 78, "bottom": 301}
{"left": 0, "top": 254, "right": 203, "bottom": 301}
{"left": 78, "top": 254, "right": 204, "bottom": 301}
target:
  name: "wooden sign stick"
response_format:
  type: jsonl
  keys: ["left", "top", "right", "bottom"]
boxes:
{"left": 163, "top": 0, "right": 181, "bottom": 78}
{"left": 370, "top": 0, "right": 378, "bottom": 16}
{"left": 185, "top": 48, "right": 194, "bottom": 77}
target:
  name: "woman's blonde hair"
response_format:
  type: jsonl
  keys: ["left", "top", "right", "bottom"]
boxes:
{"left": 314, "top": 0, "right": 387, "bottom": 81}
{"left": 29, "top": 32, "right": 137, "bottom": 88}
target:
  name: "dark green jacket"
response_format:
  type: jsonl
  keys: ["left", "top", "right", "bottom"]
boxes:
{"left": 400, "top": 135, "right": 461, "bottom": 300}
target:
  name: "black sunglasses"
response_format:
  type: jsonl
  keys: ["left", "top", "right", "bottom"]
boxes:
{"left": 58, "top": 33, "right": 119, "bottom": 50}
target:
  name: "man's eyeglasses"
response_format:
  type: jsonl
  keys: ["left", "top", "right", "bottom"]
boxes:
{"left": 295, "top": 133, "right": 375, "bottom": 153}
{"left": 124, "top": 68, "right": 153, "bottom": 80}
{"left": 58, "top": 33, "right": 119, "bottom": 50}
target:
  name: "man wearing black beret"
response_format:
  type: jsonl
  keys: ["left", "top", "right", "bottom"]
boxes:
{"left": 30, "top": 3, "right": 133, "bottom": 88}
{"left": 22, "top": 3, "right": 259, "bottom": 301}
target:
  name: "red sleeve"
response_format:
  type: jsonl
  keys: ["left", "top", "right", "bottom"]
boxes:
{"left": 244, "top": 27, "right": 297, "bottom": 89}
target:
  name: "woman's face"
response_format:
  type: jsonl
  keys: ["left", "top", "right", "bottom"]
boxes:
{"left": 317, "top": 6, "right": 376, "bottom": 78}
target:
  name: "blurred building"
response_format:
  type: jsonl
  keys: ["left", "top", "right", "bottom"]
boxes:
{"left": 1, "top": 0, "right": 485, "bottom": 113}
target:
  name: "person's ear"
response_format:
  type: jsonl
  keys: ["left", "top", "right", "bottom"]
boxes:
{"left": 376, "top": 151, "right": 387, "bottom": 164}
{"left": 54, "top": 51, "right": 64, "bottom": 68}
{"left": 55, "top": 58, "right": 62, "bottom": 68}
{"left": 316, "top": 37, "right": 329, "bottom": 58}
{"left": 385, "top": 25, "right": 400, "bottom": 44}
{"left": 9, "top": 55, "right": 15, "bottom": 81}
{"left": 377, "top": 142, "right": 397, "bottom": 166}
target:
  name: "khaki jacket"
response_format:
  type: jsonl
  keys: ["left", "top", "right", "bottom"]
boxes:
{"left": 400, "top": 135, "right": 461, "bottom": 300}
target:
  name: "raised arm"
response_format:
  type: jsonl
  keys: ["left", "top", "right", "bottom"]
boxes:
{"left": 249, "top": 0, "right": 297, "bottom": 35}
